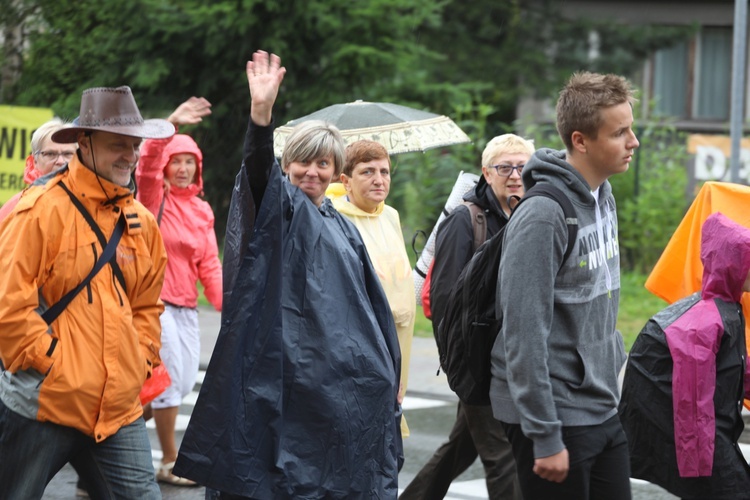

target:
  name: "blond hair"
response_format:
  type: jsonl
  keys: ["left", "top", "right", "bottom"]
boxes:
{"left": 481, "top": 134, "right": 535, "bottom": 167}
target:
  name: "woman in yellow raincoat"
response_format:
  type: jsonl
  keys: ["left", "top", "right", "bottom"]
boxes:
{"left": 328, "top": 139, "right": 415, "bottom": 436}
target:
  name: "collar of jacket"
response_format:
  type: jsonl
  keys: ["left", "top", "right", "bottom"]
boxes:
{"left": 331, "top": 195, "right": 385, "bottom": 218}
{"left": 465, "top": 174, "right": 507, "bottom": 219}
{"left": 65, "top": 153, "right": 136, "bottom": 209}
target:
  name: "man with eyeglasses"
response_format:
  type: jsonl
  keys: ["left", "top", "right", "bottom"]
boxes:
{"left": 0, "top": 118, "right": 77, "bottom": 221}
{"left": 400, "top": 134, "right": 534, "bottom": 500}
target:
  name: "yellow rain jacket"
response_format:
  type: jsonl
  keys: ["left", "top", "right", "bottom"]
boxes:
{"left": 329, "top": 184, "right": 415, "bottom": 436}
{"left": 645, "top": 181, "right": 750, "bottom": 405}
{"left": 0, "top": 154, "right": 167, "bottom": 441}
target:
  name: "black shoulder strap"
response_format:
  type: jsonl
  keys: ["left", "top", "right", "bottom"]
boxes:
{"left": 516, "top": 184, "right": 579, "bottom": 263}
{"left": 57, "top": 182, "right": 128, "bottom": 293}
{"left": 41, "top": 213, "right": 125, "bottom": 325}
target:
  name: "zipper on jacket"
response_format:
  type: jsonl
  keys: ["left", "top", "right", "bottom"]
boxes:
{"left": 112, "top": 272, "right": 124, "bottom": 306}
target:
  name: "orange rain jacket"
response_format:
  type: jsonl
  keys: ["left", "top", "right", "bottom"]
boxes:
{"left": 0, "top": 154, "right": 167, "bottom": 442}
{"left": 645, "top": 181, "right": 750, "bottom": 404}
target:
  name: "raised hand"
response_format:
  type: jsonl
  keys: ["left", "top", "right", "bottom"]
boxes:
{"left": 247, "top": 50, "right": 286, "bottom": 127}
{"left": 168, "top": 97, "right": 212, "bottom": 126}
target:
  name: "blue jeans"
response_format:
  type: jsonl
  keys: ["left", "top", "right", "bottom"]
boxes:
{"left": 502, "top": 414, "right": 632, "bottom": 500}
{"left": 0, "top": 398, "right": 160, "bottom": 499}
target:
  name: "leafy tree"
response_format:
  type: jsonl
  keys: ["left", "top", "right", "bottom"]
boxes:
{"left": 11, "top": 0, "right": 446, "bottom": 236}
{"left": 7, "top": 0, "right": 695, "bottom": 247}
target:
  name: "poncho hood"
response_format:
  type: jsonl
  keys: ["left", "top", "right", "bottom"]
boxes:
{"left": 701, "top": 212, "right": 750, "bottom": 302}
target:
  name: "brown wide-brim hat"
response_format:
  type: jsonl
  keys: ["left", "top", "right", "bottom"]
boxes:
{"left": 51, "top": 86, "right": 175, "bottom": 143}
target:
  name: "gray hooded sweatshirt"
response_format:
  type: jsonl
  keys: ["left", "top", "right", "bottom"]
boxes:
{"left": 489, "top": 148, "right": 627, "bottom": 459}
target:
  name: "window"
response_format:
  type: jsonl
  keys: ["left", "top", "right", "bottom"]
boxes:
{"left": 653, "top": 41, "right": 688, "bottom": 117}
{"left": 651, "top": 27, "right": 734, "bottom": 121}
{"left": 694, "top": 27, "right": 732, "bottom": 119}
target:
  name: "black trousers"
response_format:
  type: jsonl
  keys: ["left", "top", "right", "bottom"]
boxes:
{"left": 502, "top": 414, "right": 631, "bottom": 500}
{"left": 400, "top": 401, "right": 521, "bottom": 499}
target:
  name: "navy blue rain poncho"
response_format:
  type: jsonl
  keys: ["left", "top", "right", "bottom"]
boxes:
{"left": 174, "top": 120, "right": 403, "bottom": 499}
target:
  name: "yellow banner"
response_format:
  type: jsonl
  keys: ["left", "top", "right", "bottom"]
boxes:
{"left": 0, "top": 105, "right": 54, "bottom": 204}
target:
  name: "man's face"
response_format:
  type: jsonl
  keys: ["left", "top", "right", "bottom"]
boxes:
{"left": 482, "top": 152, "right": 530, "bottom": 215}
{"left": 78, "top": 131, "right": 142, "bottom": 187}
{"left": 582, "top": 102, "right": 639, "bottom": 179}
{"left": 34, "top": 138, "right": 77, "bottom": 175}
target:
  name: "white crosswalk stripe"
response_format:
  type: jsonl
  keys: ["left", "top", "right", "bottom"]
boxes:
{"left": 154, "top": 371, "right": 750, "bottom": 500}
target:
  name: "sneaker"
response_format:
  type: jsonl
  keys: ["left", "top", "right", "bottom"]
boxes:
{"left": 156, "top": 461, "right": 198, "bottom": 487}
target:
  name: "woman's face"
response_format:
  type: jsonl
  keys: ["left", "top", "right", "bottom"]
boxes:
{"left": 341, "top": 158, "right": 391, "bottom": 213}
{"left": 165, "top": 153, "right": 197, "bottom": 188}
{"left": 286, "top": 155, "right": 335, "bottom": 207}
{"left": 34, "top": 137, "right": 77, "bottom": 175}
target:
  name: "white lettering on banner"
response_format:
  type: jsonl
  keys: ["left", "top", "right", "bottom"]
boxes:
{"left": 694, "top": 145, "right": 750, "bottom": 183}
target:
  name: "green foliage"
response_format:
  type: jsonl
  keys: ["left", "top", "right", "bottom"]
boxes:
{"left": 610, "top": 124, "right": 690, "bottom": 273}
{"left": 387, "top": 102, "right": 495, "bottom": 254}
{"left": 5, "top": 0, "right": 696, "bottom": 243}
{"left": 617, "top": 272, "right": 667, "bottom": 349}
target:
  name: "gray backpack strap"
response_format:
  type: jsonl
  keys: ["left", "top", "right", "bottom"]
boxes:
{"left": 463, "top": 202, "right": 487, "bottom": 251}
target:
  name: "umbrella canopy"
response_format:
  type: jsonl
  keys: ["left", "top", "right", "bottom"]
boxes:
{"left": 273, "top": 100, "right": 471, "bottom": 157}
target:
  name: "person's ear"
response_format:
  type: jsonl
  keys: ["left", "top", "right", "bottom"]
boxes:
{"left": 341, "top": 173, "right": 351, "bottom": 190}
{"left": 77, "top": 132, "right": 91, "bottom": 152}
{"left": 481, "top": 165, "right": 492, "bottom": 183}
{"left": 571, "top": 131, "right": 587, "bottom": 154}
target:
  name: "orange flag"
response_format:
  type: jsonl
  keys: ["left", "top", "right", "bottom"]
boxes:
{"left": 645, "top": 181, "right": 750, "bottom": 404}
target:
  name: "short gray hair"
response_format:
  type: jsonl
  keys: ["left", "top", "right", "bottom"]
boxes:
{"left": 32, "top": 118, "right": 74, "bottom": 153}
{"left": 281, "top": 120, "right": 346, "bottom": 177}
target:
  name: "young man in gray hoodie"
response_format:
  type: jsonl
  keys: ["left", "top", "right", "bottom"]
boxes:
{"left": 490, "top": 72, "right": 639, "bottom": 500}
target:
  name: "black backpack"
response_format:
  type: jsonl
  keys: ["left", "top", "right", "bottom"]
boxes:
{"left": 436, "top": 183, "right": 578, "bottom": 405}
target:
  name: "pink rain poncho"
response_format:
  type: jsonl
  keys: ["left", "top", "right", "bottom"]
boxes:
{"left": 619, "top": 212, "right": 750, "bottom": 499}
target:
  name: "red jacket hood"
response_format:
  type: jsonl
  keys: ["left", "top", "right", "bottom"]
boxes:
{"left": 160, "top": 134, "right": 204, "bottom": 197}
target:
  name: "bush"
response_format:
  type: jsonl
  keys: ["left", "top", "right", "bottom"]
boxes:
{"left": 610, "top": 124, "right": 689, "bottom": 273}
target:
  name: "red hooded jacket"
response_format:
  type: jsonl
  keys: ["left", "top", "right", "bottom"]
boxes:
{"left": 136, "top": 134, "right": 222, "bottom": 310}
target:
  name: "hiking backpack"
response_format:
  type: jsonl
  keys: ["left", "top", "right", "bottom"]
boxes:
{"left": 436, "top": 183, "right": 578, "bottom": 405}
{"left": 413, "top": 171, "right": 480, "bottom": 312}
{"left": 421, "top": 202, "right": 487, "bottom": 319}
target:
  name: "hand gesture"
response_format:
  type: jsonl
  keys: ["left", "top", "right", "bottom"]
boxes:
{"left": 533, "top": 448, "right": 569, "bottom": 483}
{"left": 168, "top": 97, "right": 212, "bottom": 126}
{"left": 247, "top": 50, "right": 286, "bottom": 126}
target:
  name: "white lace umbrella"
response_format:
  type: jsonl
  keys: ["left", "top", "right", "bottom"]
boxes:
{"left": 273, "top": 100, "right": 471, "bottom": 157}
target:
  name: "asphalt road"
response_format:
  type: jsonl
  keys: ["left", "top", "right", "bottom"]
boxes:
{"left": 42, "top": 307, "right": 681, "bottom": 499}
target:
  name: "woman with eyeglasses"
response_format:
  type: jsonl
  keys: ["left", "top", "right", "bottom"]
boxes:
{"left": 401, "top": 133, "right": 534, "bottom": 500}
{"left": 0, "top": 118, "right": 77, "bottom": 222}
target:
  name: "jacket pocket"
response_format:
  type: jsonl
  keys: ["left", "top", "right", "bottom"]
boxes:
{"left": 570, "top": 333, "right": 626, "bottom": 392}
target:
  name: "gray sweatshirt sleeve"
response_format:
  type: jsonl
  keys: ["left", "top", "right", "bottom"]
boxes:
{"left": 496, "top": 196, "right": 569, "bottom": 458}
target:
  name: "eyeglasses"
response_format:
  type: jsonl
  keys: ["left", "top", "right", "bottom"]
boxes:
{"left": 489, "top": 164, "right": 524, "bottom": 177}
{"left": 36, "top": 150, "right": 75, "bottom": 161}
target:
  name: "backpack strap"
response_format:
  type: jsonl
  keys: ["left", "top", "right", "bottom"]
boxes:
{"left": 463, "top": 202, "right": 488, "bottom": 251}
{"left": 57, "top": 182, "right": 128, "bottom": 294}
{"left": 518, "top": 184, "right": 579, "bottom": 264}
{"left": 41, "top": 213, "right": 126, "bottom": 325}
